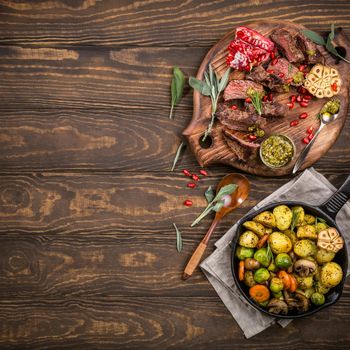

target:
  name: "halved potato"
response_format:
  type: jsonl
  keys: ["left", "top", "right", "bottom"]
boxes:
{"left": 253, "top": 211, "right": 276, "bottom": 228}
{"left": 273, "top": 205, "right": 293, "bottom": 231}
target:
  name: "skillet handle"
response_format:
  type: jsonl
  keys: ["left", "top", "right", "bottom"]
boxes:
{"left": 318, "top": 175, "right": 350, "bottom": 220}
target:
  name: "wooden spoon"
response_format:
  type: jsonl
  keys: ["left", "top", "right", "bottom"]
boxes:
{"left": 182, "top": 173, "right": 250, "bottom": 280}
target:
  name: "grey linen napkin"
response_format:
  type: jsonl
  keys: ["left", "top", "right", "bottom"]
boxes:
{"left": 200, "top": 168, "right": 350, "bottom": 338}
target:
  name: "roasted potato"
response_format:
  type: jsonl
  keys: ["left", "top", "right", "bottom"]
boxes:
{"left": 295, "top": 275, "right": 314, "bottom": 290}
{"left": 304, "top": 214, "right": 316, "bottom": 225}
{"left": 315, "top": 281, "right": 330, "bottom": 294}
{"left": 268, "top": 232, "right": 292, "bottom": 254}
{"left": 242, "top": 221, "right": 266, "bottom": 237}
{"left": 283, "top": 229, "right": 297, "bottom": 245}
{"left": 273, "top": 205, "right": 293, "bottom": 231}
{"left": 316, "top": 248, "right": 335, "bottom": 264}
{"left": 294, "top": 239, "right": 317, "bottom": 257}
{"left": 238, "top": 231, "right": 259, "bottom": 248}
{"left": 253, "top": 211, "right": 276, "bottom": 228}
{"left": 292, "top": 206, "right": 305, "bottom": 226}
{"left": 297, "top": 225, "right": 317, "bottom": 240}
{"left": 316, "top": 222, "right": 328, "bottom": 233}
{"left": 320, "top": 262, "right": 343, "bottom": 287}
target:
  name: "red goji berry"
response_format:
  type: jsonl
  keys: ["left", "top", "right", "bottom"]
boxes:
{"left": 302, "top": 137, "right": 310, "bottom": 144}
{"left": 298, "top": 64, "right": 307, "bottom": 72}
{"left": 187, "top": 183, "right": 196, "bottom": 189}
{"left": 308, "top": 133, "right": 314, "bottom": 141}
{"left": 182, "top": 169, "right": 191, "bottom": 177}
{"left": 245, "top": 98, "right": 252, "bottom": 103}
{"left": 296, "top": 95, "right": 302, "bottom": 102}
{"left": 287, "top": 102, "right": 294, "bottom": 109}
{"left": 299, "top": 112, "right": 308, "bottom": 119}
{"left": 199, "top": 169, "right": 208, "bottom": 176}
{"left": 192, "top": 174, "right": 199, "bottom": 181}
{"left": 184, "top": 200, "right": 193, "bottom": 207}
{"left": 300, "top": 101, "right": 309, "bottom": 107}
{"left": 290, "top": 120, "right": 299, "bottom": 127}
{"left": 290, "top": 95, "right": 296, "bottom": 103}
{"left": 331, "top": 82, "right": 338, "bottom": 92}
{"left": 248, "top": 134, "right": 257, "bottom": 141}
{"left": 231, "top": 104, "right": 238, "bottom": 110}
{"left": 307, "top": 126, "right": 314, "bottom": 134}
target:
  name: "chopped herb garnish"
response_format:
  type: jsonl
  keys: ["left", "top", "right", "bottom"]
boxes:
{"left": 173, "top": 223, "right": 183, "bottom": 253}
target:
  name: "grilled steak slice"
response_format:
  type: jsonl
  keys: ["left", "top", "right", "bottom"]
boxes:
{"left": 270, "top": 29, "right": 304, "bottom": 63}
{"left": 246, "top": 101, "right": 288, "bottom": 118}
{"left": 223, "top": 128, "right": 260, "bottom": 162}
{"left": 296, "top": 32, "right": 323, "bottom": 64}
{"left": 267, "top": 57, "right": 300, "bottom": 85}
{"left": 223, "top": 79, "right": 264, "bottom": 101}
{"left": 247, "top": 65, "right": 284, "bottom": 91}
{"left": 247, "top": 65, "right": 269, "bottom": 82}
{"left": 216, "top": 103, "right": 267, "bottom": 131}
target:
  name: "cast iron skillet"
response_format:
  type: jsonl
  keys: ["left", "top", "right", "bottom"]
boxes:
{"left": 231, "top": 175, "right": 350, "bottom": 318}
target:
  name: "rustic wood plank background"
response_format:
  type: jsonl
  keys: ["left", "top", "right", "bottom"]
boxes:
{"left": 0, "top": 0, "right": 350, "bottom": 348}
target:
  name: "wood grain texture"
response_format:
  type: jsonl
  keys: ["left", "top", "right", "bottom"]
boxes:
{"left": 183, "top": 21, "right": 350, "bottom": 176}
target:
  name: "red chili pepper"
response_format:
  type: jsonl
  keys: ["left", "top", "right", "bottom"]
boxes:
{"left": 308, "top": 133, "right": 314, "bottom": 141}
{"left": 296, "top": 95, "right": 302, "bottom": 102}
{"left": 184, "top": 200, "right": 193, "bottom": 207}
{"left": 231, "top": 104, "right": 238, "bottom": 110}
{"left": 302, "top": 137, "right": 310, "bottom": 144}
{"left": 249, "top": 134, "right": 257, "bottom": 141}
{"left": 298, "top": 64, "right": 307, "bottom": 72}
{"left": 272, "top": 58, "right": 279, "bottom": 65}
{"left": 300, "top": 101, "right": 309, "bottom": 107}
{"left": 290, "top": 95, "right": 296, "bottom": 103}
{"left": 182, "top": 169, "right": 191, "bottom": 177}
{"left": 285, "top": 78, "right": 293, "bottom": 84}
{"left": 307, "top": 126, "right": 313, "bottom": 134}
{"left": 287, "top": 102, "right": 294, "bottom": 109}
{"left": 263, "top": 95, "right": 268, "bottom": 102}
{"left": 268, "top": 92, "right": 273, "bottom": 101}
{"left": 192, "top": 174, "right": 199, "bottom": 181}
{"left": 331, "top": 82, "right": 338, "bottom": 92}
{"left": 267, "top": 69, "right": 275, "bottom": 74}
{"left": 290, "top": 120, "right": 299, "bottom": 127}
{"left": 199, "top": 169, "right": 208, "bottom": 176}
{"left": 299, "top": 112, "right": 308, "bottom": 119}
{"left": 187, "top": 183, "right": 196, "bottom": 189}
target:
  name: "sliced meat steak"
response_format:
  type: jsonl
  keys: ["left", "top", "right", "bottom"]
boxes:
{"left": 267, "top": 57, "right": 300, "bottom": 85}
{"left": 216, "top": 103, "right": 267, "bottom": 131}
{"left": 270, "top": 29, "right": 304, "bottom": 63}
{"left": 296, "top": 32, "right": 323, "bottom": 64}
{"left": 246, "top": 101, "right": 288, "bottom": 118}
{"left": 223, "top": 79, "right": 264, "bottom": 101}
{"left": 247, "top": 65, "right": 284, "bottom": 92}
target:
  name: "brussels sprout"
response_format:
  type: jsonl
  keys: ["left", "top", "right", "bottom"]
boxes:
{"left": 316, "top": 222, "right": 328, "bottom": 233}
{"left": 254, "top": 248, "right": 271, "bottom": 267}
{"left": 315, "top": 281, "right": 330, "bottom": 294}
{"left": 238, "top": 231, "right": 259, "bottom": 248}
{"left": 297, "top": 287, "right": 315, "bottom": 299}
{"left": 304, "top": 214, "right": 316, "bottom": 224}
{"left": 270, "top": 277, "right": 284, "bottom": 293}
{"left": 268, "top": 262, "right": 277, "bottom": 272}
{"left": 243, "top": 270, "right": 256, "bottom": 287}
{"left": 295, "top": 275, "right": 314, "bottom": 290}
{"left": 294, "top": 239, "right": 317, "bottom": 257}
{"left": 268, "top": 232, "right": 292, "bottom": 254}
{"left": 258, "top": 300, "right": 269, "bottom": 307}
{"left": 236, "top": 246, "right": 255, "bottom": 260}
{"left": 316, "top": 248, "right": 335, "bottom": 264}
{"left": 275, "top": 253, "right": 293, "bottom": 269}
{"left": 273, "top": 291, "right": 284, "bottom": 299}
{"left": 253, "top": 211, "right": 276, "bottom": 228}
{"left": 292, "top": 206, "right": 305, "bottom": 226}
{"left": 320, "top": 262, "right": 343, "bottom": 287}
{"left": 243, "top": 221, "right": 266, "bottom": 237}
{"left": 311, "top": 292, "right": 325, "bottom": 306}
{"left": 254, "top": 268, "right": 270, "bottom": 283}
{"left": 297, "top": 225, "right": 317, "bottom": 240}
{"left": 273, "top": 205, "right": 293, "bottom": 231}
{"left": 283, "top": 229, "right": 297, "bottom": 245}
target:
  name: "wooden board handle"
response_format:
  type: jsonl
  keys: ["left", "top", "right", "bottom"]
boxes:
{"left": 182, "top": 242, "right": 207, "bottom": 280}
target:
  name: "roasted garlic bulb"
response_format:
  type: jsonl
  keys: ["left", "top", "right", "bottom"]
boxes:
{"left": 317, "top": 227, "right": 344, "bottom": 253}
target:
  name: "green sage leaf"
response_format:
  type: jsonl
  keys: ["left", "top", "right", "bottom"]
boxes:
{"left": 218, "top": 67, "right": 231, "bottom": 92}
{"left": 190, "top": 205, "right": 213, "bottom": 227}
{"left": 173, "top": 223, "right": 183, "bottom": 253}
{"left": 189, "top": 77, "right": 211, "bottom": 96}
{"left": 171, "top": 141, "right": 186, "bottom": 171}
{"left": 213, "top": 183, "right": 237, "bottom": 202}
{"left": 302, "top": 29, "right": 325, "bottom": 45}
{"left": 169, "top": 67, "right": 185, "bottom": 119}
{"left": 204, "top": 186, "right": 215, "bottom": 203}
{"left": 212, "top": 201, "right": 224, "bottom": 212}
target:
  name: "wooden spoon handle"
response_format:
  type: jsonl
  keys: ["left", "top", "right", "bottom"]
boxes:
{"left": 182, "top": 242, "right": 207, "bottom": 280}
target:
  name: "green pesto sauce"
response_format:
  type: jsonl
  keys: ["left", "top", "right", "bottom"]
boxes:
{"left": 261, "top": 135, "right": 294, "bottom": 167}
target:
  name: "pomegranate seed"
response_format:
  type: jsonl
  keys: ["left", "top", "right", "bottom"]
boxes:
{"left": 300, "top": 101, "right": 309, "bottom": 107}
{"left": 192, "top": 174, "right": 199, "bottom": 181}
{"left": 267, "top": 69, "right": 275, "bottom": 74}
{"left": 296, "top": 95, "right": 302, "bottom": 102}
{"left": 290, "top": 120, "right": 299, "bottom": 127}
{"left": 231, "top": 104, "right": 238, "bottom": 110}
{"left": 299, "top": 112, "right": 308, "bottom": 119}
{"left": 199, "top": 169, "right": 208, "bottom": 176}
{"left": 187, "top": 183, "right": 196, "bottom": 189}
{"left": 272, "top": 58, "right": 279, "bottom": 65}
{"left": 298, "top": 87, "right": 307, "bottom": 94}
{"left": 303, "top": 72, "right": 307, "bottom": 78}
{"left": 331, "top": 82, "right": 338, "bottom": 92}
{"left": 290, "top": 95, "right": 296, "bottom": 103}
{"left": 270, "top": 52, "right": 275, "bottom": 59}
{"left": 307, "top": 126, "right": 314, "bottom": 134}
{"left": 298, "top": 64, "right": 307, "bottom": 72}
{"left": 182, "top": 169, "right": 191, "bottom": 177}
{"left": 303, "top": 95, "right": 312, "bottom": 101}
{"left": 308, "top": 133, "right": 314, "bottom": 141}
{"left": 184, "top": 200, "right": 193, "bottom": 207}
{"left": 245, "top": 98, "right": 252, "bottom": 103}
{"left": 286, "top": 78, "right": 293, "bottom": 84}
{"left": 278, "top": 73, "right": 285, "bottom": 78}
{"left": 268, "top": 92, "right": 273, "bottom": 101}
{"left": 287, "top": 102, "right": 294, "bottom": 109}
{"left": 302, "top": 137, "right": 310, "bottom": 144}
{"left": 263, "top": 95, "right": 268, "bottom": 102}
{"left": 249, "top": 135, "right": 257, "bottom": 141}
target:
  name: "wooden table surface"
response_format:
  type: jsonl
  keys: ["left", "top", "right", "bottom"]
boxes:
{"left": 1, "top": 1, "right": 350, "bottom": 348}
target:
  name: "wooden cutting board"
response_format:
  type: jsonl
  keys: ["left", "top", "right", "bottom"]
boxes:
{"left": 183, "top": 20, "right": 350, "bottom": 176}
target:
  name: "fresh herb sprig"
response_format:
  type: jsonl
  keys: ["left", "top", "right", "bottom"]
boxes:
{"left": 173, "top": 223, "right": 183, "bottom": 252}
{"left": 191, "top": 183, "right": 237, "bottom": 227}
{"left": 247, "top": 87, "right": 263, "bottom": 116}
{"left": 303, "top": 24, "right": 350, "bottom": 64}
{"left": 171, "top": 141, "right": 186, "bottom": 171}
{"left": 189, "top": 65, "right": 231, "bottom": 140}
{"left": 290, "top": 210, "right": 300, "bottom": 233}
{"left": 169, "top": 67, "right": 185, "bottom": 119}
